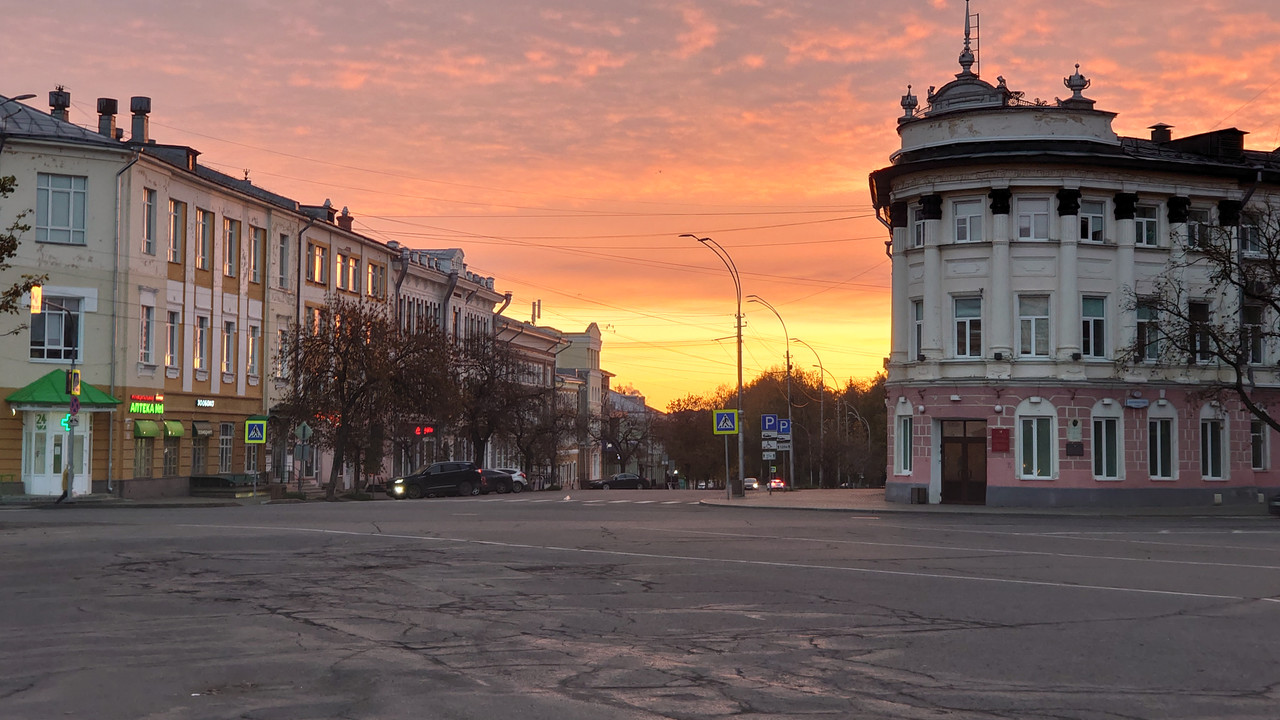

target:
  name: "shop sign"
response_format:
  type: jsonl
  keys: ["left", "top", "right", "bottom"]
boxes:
{"left": 197, "top": 398, "right": 215, "bottom": 408}
{"left": 130, "top": 393, "right": 165, "bottom": 414}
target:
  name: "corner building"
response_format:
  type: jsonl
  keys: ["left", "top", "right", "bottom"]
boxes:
{"left": 870, "top": 35, "right": 1280, "bottom": 507}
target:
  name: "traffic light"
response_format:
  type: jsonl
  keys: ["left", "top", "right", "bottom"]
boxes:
{"left": 66, "top": 369, "right": 81, "bottom": 397}
{"left": 30, "top": 285, "right": 42, "bottom": 314}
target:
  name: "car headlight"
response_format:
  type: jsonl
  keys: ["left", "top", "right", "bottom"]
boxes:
{"left": 394, "top": 478, "right": 404, "bottom": 484}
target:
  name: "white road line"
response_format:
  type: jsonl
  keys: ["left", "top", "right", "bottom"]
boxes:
{"left": 635, "top": 501, "right": 656, "bottom": 504}
{"left": 182, "top": 523, "right": 1268, "bottom": 603}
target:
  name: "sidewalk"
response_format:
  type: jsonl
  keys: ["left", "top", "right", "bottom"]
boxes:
{"left": 700, "top": 488, "right": 1277, "bottom": 518}
{"left": 0, "top": 493, "right": 252, "bottom": 509}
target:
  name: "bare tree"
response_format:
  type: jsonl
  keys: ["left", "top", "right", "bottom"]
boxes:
{"left": 453, "top": 333, "right": 542, "bottom": 467}
{"left": 1119, "top": 204, "right": 1280, "bottom": 432}
{"left": 0, "top": 176, "right": 46, "bottom": 334}
{"left": 593, "top": 390, "right": 656, "bottom": 478}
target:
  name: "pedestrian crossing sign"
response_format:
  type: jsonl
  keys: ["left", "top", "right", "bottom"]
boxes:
{"left": 713, "top": 410, "right": 739, "bottom": 435}
{"left": 245, "top": 419, "right": 267, "bottom": 444}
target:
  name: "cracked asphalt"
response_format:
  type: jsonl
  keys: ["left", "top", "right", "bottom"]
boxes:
{"left": 2, "top": 490, "right": 1279, "bottom": 719}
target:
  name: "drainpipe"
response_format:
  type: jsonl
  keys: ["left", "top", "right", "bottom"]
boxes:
{"left": 108, "top": 150, "right": 141, "bottom": 494}
{"left": 441, "top": 270, "right": 459, "bottom": 338}
{"left": 293, "top": 216, "right": 318, "bottom": 395}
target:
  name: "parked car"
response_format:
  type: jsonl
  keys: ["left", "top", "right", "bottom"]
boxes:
{"left": 388, "top": 461, "right": 482, "bottom": 499}
{"left": 743, "top": 477, "right": 760, "bottom": 490}
{"left": 495, "top": 468, "right": 529, "bottom": 493}
{"left": 768, "top": 477, "right": 787, "bottom": 491}
{"left": 479, "top": 469, "right": 516, "bottom": 494}
{"left": 1269, "top": 491, "right": 1280, "bottom": 516}
{"left": 588, "top": 472, "right": 649, "bottom": 490}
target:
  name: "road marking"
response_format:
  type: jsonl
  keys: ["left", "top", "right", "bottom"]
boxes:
{"left": 635, "top": 501, "right": 656, "bottom": 504}
{"left": 184, "top": 523, "right": 1268, "bottom": 603}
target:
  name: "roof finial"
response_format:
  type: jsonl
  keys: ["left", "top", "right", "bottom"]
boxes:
{"left": 958, "top": 0, "right": 976, "bottom": 76}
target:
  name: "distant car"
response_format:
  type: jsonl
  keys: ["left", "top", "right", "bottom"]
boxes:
{"left": 479, "top": 469, "right": 515, "bottom": 494}
{"left": 768, "top": 478, "right": 787, "bottom": 491}
{"left": 589, "top": 472, "right": 648, "bottom": 490}
{"left": 495, "top": 468, "right": 528, "bottom": 493}
{"left": 388, "top": 461, "right": 482, "bottom": 499}
{"left": 1270, "top": 492, "right": 1280, "bottom": 516}
{"left": 743, "top": 477, "right": 759, "bottom": 490}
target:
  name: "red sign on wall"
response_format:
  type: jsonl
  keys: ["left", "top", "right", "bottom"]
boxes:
{"left": 990, "top": 428, "right": 1010, "bottom": 453}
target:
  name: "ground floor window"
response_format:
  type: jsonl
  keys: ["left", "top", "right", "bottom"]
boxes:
{"left": 1092, "top": 417, "right": 1119, "bottom": 479}
{"left": 245, "top": 444, "right": 259, "bottom": 473}
{"left": 1019, "top": 416, "right": 1053, "bottom": 478}
{"left": 133, "top": 437, "right": 154, "bottom": 478}
{"left": 896, "top": 416, "right": 913, "bottom": 473}
{"left": 192, "top": 436, "right": 208, "bottom": 474}
{"left": 219, "top": 422, "right": 234, "bottom": 472}
{"left": 1148, "top": 418, "right": 1173, "bottom": 479}
{"left": 163, "top": 436, "right": 180, "bottom": 476}
{"left": 1251, "top": 420, "right": 1267, "bottom": 471}
{"left": 1200, "top": 419, "right": 1223, "bottom": 479}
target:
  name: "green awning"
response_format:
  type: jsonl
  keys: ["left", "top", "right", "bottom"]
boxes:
{"left": 133, "top": 420, "right": 160, "bottom": 438}
{"left": 162, "top": 420, "right": 185, "bottom": 438}
{"left": 5, "top": 370, "right": 121, "bottom": 407}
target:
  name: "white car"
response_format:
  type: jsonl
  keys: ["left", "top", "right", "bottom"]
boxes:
{"left": 495, "top": 468, "right": 529, "bottom": 493}
{"left": 743, "top": 477, "right": 760, "bottom": 490}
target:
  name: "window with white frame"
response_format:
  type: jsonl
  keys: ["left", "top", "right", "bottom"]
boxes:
{"left": 911, "top": 299, "right": 923, "bottom": 360}
{"left": 139, "top": 304, "right": 155, "bottom": 364}
{"left": 1242, "top": 304, "right": 1264, "bottom": 364}
{"left": 954, "top": 199, "right": 984, "bottom": 243}
{"left": 1135, "top": 205, "right": 1159, "bottom": 247}
{"left": 910, "top": 206, "right": 925, "bottom": 248}
{"left": 367, "top": 263, "right": 386, "bottom": 299}
{"left": 1187, "top": 208, "right": 1212, "bottom": 248}
{"left": 1092, "top": 414, "right": 1120, "bottom": 480}
{"left": 163, "top": 436, "right": 180, "bottom": 476}
{"left": 1137, "top": 300, "right": 1160, "bottom": 361}
{"left": 35, "top": 173, "right": 87, "bottom": 245}
{"left": 222, "top": 321, "right": 236, "bottom": 374}
{"left": 1017, "top": 197, "right": 1050, "bottom": 240}
{"left": 1019, "top": 414, "right": 1054, "bottom": 479}
{"left": 223, "top": 218, "right": 240, "bottom": 278}
{"left": 133, "top": 436, "right": 154, "bottom": 478}
{"left": 1081, "top": 296, "right": 1106, "bottom": 358}
{"left": 1189, "top": 301, "right": 1212, "bottom": 364}
{"left": 143, "top": 188, "right": 157, "bottom": 255}
{"left": 196, "top": 209, "right": 213, "bottom": 270}
{"left": 250, "top": 226, "right": 265, "bottom": 283}
{"left": 1251, "top": 420, "right": 1268, "bottom": 471}
{"left": 165, "top": 310, "right": 180, "bottom": 367}
{"left": 244, "top": 444, "right": 259, "bottom": 473}
{"left": 954, "top": 297, "right": 982, "bottom": 358}
{"left": 277, "top": 233, "right": 290, "bottom": 288}
{"left": 897, "top": 415, "right": 913, "bottom": 473}
{"left": 1079, "top": 200, "right": 1105, "bottom": 242}
{"left": 194, "top": 315, "right": 209, "bottom": 370}
{"left": 30, "top": 296, "right": 81, "bottom": 360}
{"left": 1200, "top": 415, "right": 1224, "bottom": 479}
{"left": 335, "top": 252, "right": 350, "bottom": 290}
{"left": 247, "top": 324, "right": 261, "bottom": 377}
{"left": 168, "top": 199, "right": 186, "bottom": 263}
{"left": 191, "top": 435, "right": 208, "bottom": 474}
{"left": 1240, "top": 220, "right": 1262, "bottom": 254}
{"left": 348, "top": 256, "right": 360, "bottom": 293}
{"left": 1018, "top": 295, "right": 1051, "bottom": 357}
{"left": 219, "top": 422, "right": 234, "bottom": 473}
{"left": 306, "top": 242, "right": 328, "bottom": 284}
{"left": 1148, "top": 416, "right": 1174, "bottom": 479}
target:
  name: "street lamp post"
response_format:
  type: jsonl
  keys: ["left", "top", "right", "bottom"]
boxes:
{"left": 847, "top": 404, "right": 871, "bottom": 487}
{"left": 746, "top": 294, "right": 795, "bottom": 490}
{"left": 682, "top": 234, "right": 743, "bottom": 500}
{"left": 815, "top": 364, "right": 844, "bottom": 488}
{"left": 791, "top": 337, "right": 823, "bottom": 488}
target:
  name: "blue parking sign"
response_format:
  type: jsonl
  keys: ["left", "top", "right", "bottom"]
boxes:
{"left": 761, "top": 414, "right": 778, "bottom": 433}
{"left": 778, "top": 418, "right": 792, "bottom": 436}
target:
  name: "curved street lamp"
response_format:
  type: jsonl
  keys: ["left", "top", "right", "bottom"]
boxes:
{"left": 682, "top": 233, "right": 743, "bottom": 500}
{"left": 791, "top": 337, "right": 824, "bottom": 488}
{"left": 746, "top": 294, "right": 795, "bottom": 490}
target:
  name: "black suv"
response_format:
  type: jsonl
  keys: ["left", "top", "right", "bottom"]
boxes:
{"left": 388, "top": 461, "right": 483, "bottom": 499}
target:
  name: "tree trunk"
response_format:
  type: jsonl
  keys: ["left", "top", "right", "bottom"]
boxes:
{"left": 326, "top": 439, "right": 346, "bottom": 501}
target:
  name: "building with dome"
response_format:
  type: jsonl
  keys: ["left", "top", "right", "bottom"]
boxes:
{"left": 869, "top": 6, "right": 1280, "bottom": 507}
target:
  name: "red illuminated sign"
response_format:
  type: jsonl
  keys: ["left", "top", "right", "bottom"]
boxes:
{"left": 413, "top": 425, "right": 435, "bottom": 436}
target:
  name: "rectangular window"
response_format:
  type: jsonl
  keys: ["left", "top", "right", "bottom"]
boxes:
{"left": 133, "top": 437, "right": 154, "bottom": 478}
{"left": 163, "top": 436, "right": 180, "bottom": 476}
{"left": 306, "top": 243, "right": 328, "bottom": 284}
{"left": 222, "top": 321, "right": 236, "bottom": 375}
{"left": 1017, "top": 198, "right": 1050, "bottom": 240}
{"left": 910, "top": 206, "right": 925, "bottom": 248}
{"left": 1019, "top": 416, "right": 1053, "bottom": 478}
{"left": 1241, "top": 222, "right": 1262, "bottom": 254}
{"left": 1201, "top": 419, "right": 1223, "bottom": 479}
{"left": 1251, "top": 420, "right": 1268, "bottom": 471}
{"left": 1081, "top": 296, "right": 1106, "bottom": 358}
{"left": 30, "top": 296, "right": 81, "bottom": 360}
{"left": 223, "top": 218, "right": 240, "bottom": 277}
{"left": 1148, "top": 418, "right": 1173, "bottom": 479}
{"left": 954, "top": 199, "right": 983, "bottom": 243}
{"left": 165, "top": 311, "right": 180, "bottom": 367}
{"left": 911, "top": 299, "right": 923, "bottom": 361}
{"left": 954, "top": 297, "right": 982, "bottom": 358}
{"left": 168, "top": 199, "right": 187, "bottom": 263}
{"left": 335, "top": 252, "right": 348, "bottom": 290}
{"left": 35, "top": 173, "right": 87, "bottom": 245}
{"left": 247, "top": 324, "right": 261, "bottom": 377}
{"left": 195, "top": 315, "right": 209, "bottom": 371}
{"left": 1189, "top": 301, "right": 1212, "bottom": 363}
{"left": 1243, "top": 305, "right": 1264, "bottom": 365}
{"left": 192, "top": 435, "right": 208, "bottom": 475}
{"left": 139, "top": 304, "right": 155, "bottom": 364}
{"left": 1187, "top": 208, "right": 1211, "bottom": 248}
{"left": 367, "top": 263, "right": 386, "bottom": 299}
{"left": 196, "top": 209, "right": 213, "bottom": 270}
{"left": 245, "top": 444, "right": 259, "bottom": 474}
{"left": 278, "top": 233, "right": 290, "bottom": 288}
{"left": 1092, "top": 417, "right": 1119, "bottom": 479}
{"left": 1137, "top": 301, "right": 1160, "bottom": 361}
{"left": 275, "top": 327, "right": 288, "bottom": 379}
{"left": 348, "top": 256, "right": 360, "bottom": 293}
{"left": 250, "top": 226, "right": 265, "bottom": 283}
{"left": 897, "top": 416, "right": 913, "bottom": 473}
{"left": 1018, "top": 295, "right": 1051, "bottom": 357}
{"left": 1079, "top": 200, "right": 1105, "bottom": 242}
{"left": 143, "top": 188, "right": 157, "bottom": 255}
{"left": 1135, "top": 205, "right": 1159, "bottom": 247}
{"left": 219, "top": 422, "right": 234, "bottom": 473}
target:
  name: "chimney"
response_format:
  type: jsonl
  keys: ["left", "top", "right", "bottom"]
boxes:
{"left": 336, "top": 206, "right": 353, "bottom": 231}
{"left": 130, "top": 96, "right": 151, "bottom": 144}
{"left": 97, "top": 98, "right": 118, "bottom": 138}
{"left": 49, "top": 87, "right": 71, "bottom": 122}
{"left": 1150, "top": 123, "right": 1173, "bottom": 143}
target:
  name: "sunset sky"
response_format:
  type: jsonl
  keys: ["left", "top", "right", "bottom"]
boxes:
{"left": 8, "top": 1, "right": 1280, "bottom": 409}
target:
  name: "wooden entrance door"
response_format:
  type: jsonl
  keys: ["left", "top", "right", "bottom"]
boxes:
{"left": 940, "top": 420, "right": 987, "bottom": 505}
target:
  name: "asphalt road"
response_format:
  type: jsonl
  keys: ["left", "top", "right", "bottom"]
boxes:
{"left": 2, "top": 490, "right": 1279, "bottom": 719}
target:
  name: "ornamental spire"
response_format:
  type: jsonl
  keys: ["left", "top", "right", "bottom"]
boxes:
{"left": 958, "top": 0, "right": 976, "bottom": 76}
